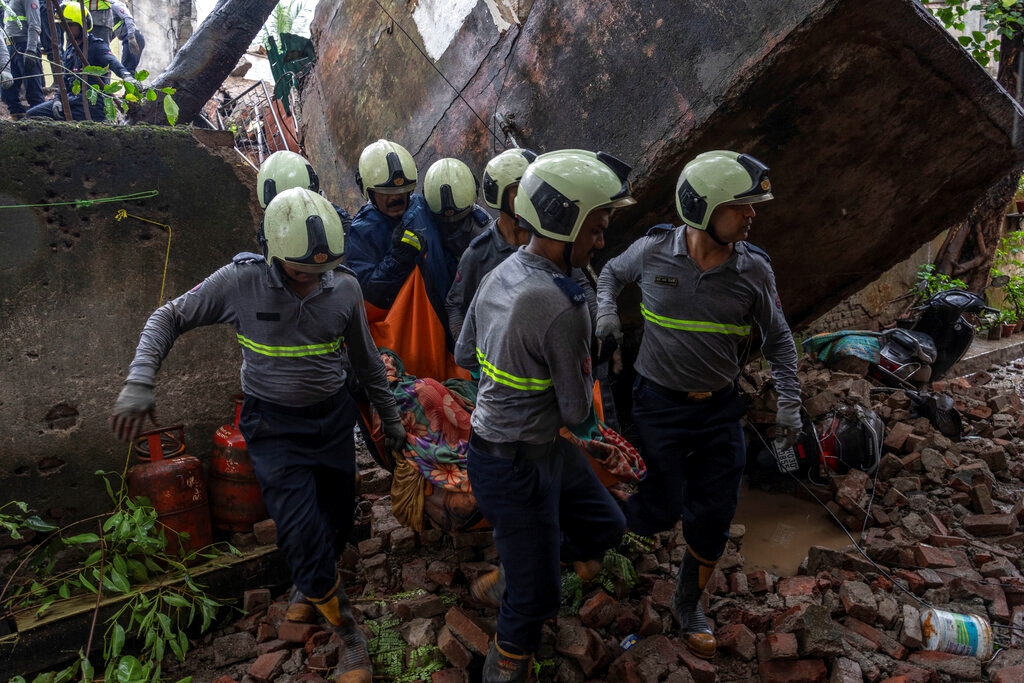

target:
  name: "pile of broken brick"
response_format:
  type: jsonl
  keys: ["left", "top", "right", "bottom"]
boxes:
{"left": 166, "top": 358, "right": 1024, "bottom": 683}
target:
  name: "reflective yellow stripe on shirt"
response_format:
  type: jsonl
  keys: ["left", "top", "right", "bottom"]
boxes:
{"left": 236, "top": 334, "right": 343, "bottom": 357}
{"left": 641, "top": 303, "right": 751, "bottom": 336}
{"left": 475, "top": 348, "right": 552, "bottom": 391}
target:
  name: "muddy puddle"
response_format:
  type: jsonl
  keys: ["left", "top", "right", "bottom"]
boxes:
{"left": 733, "top": 480, "right": 852, "bottom": 576}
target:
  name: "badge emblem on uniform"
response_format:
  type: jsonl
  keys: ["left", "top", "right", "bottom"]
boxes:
{"left": 314, "top": 252, "right": 328, "bottom": 264}
{"left": 654, "top": 275, "right": 678, "bottom": 287}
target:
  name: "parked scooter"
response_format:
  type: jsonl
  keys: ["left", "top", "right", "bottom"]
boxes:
{"left": 870, "top": 284, "right": 1000, "bottom": 390}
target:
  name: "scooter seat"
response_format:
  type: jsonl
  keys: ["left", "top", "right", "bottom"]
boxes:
{"left": 884, "top": 328, "right": 938, "bottom": 364}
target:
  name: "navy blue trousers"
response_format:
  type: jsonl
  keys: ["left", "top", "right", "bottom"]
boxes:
{"left": 467, "top": 435, "right": 626, "bottom": 653}
{"left": 625, "top": 376, "right": 747, "bottom": 562}
{"left": 120, "top": 31, "right": 145, "bottom": 74}
{"left": 239, "top": 390, "right": 357, "bottom": 599}
{"left": 1, "top": 42, "right": 44, "bottom": 115}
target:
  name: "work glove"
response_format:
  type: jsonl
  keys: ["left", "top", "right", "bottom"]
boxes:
{"left": 127, "top": 34, "right": 141, "bottom": 56}
{"left": 23, "top": 49, "right": 39, "bottom": 68}
{"left": 1, "top": 69, "right": 11, "bottom": 90}
{"left": 775, "top": 404, "right": 802, "bottom": 450}
{"left": 110, "top": 381, "right": 157, "bottom": 442}
{"left": 381, "top": 416, "right": 407, "bottom": 456}
{"left": 595, "top": 313, "right": 623, "bottom": 344}
{"left": 390, "top": 222, "right": 424, "bottom": 266}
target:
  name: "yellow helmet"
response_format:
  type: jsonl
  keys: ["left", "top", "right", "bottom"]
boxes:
{"left": 676, "top": 151, "right": 773, "bottom": 231}
{"left": 355, "top": 139, "right": 417, "bottom": 201}
{"left": 257, "top": 151, "right": 320, "bottom": 209}
{"left": 515, "top": 150, "right": 635, "bottom": 242}
{"left": 61, "top": 2, "right": 93, "bottom": 31}
{"left": 423, "top": 158, "right": 479, "bottom": 221}
{"left": 262, "top": 188, "right": 345, "bottom": 273}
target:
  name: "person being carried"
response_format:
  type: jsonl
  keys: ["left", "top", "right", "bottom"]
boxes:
{"left": 445, "top": 148, "right": 536, "bottom": 342}
{"left": 456, "top": 149, "right": 635, "bottom": 682}
{"left": 110, "top": 188, "right": 407, "bottom": 683}
{"left": 595, "top": 150, "right": 802, "bottom": 660}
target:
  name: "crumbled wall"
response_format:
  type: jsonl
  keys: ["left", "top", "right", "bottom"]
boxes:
{"left": 0, "top": 122, "right": 259, "bottom": 527}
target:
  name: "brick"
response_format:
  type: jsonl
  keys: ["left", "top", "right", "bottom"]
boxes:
{"left": 444, "top": 606, "right": 490, "bottom": 656}
{"left": 248, "top": 650, "right": 290, "bottom": 683}
{"left": 747, "top": 569, "right": 774, "bottom": 594}
{"left": 431, "top": 669, "right": 470, "bottom": 683}
{"left": 256, "top": 622, "right": 276, "bottom": 644}
{"left": 213, "top": 632, "right": 258, "bottom": 667}
{"left": 830, "top": 657, "right": 862, "bottom": 683}
{"left": 426, "top": 559, "right": 457, "bottom": 587}
{"left": 579, "top": 590, "right": 618, "bottom": 630}
{"left": 993, "top": 664, "right": 1024, "bottom": 683}
{"left": 888, "top": 661, "right": 942, "bottom": 682}
{"left": 306, "top": 645, "right": 338, "bottom": 670}
{"left": 913, "top": 544, "right": 958, "bottom": 569}
{"left": 757, "top": 632, "right": 799, "bottom": 661}
{"left": 276, "top": 620, "right": 322, "bottom": 644}
{"left": 393, "top": 593, "right": 447, "bottom": 621}
{"left": 650, "top": 578, "right": 674, "bottom": 609}
{"left": 256, "top": 638, "right": 289, "bottom": 655}
{"left": 843, "top": 617, "right": 908, "bottom": 659}
{"left": 554, "top": 622, "right": 609, "bottom": 676}
{"left": 638, "top": 596, "right": 662, "bottom": 637}
{"left": 906, "top": 650, "right": 982, "bottom": 680}
{"left": 777, "top": 576, "right": 817, "bottom": 598}
{"left": 357, "top": 536, "right": 384, "bottom": 557}
{"left": 885, "top": 422, "right": 915, "bottom": 451}
{"left": 758, "top": 659, "right": 828, "bottom": 683}
{"left": 963, "top": 513, "right": 1018, "bottom": 536}
{"left": 729, "top": 571, "right": 749, "bottom": 595}
{"left": 900, "top": 604, "right": 922, "bottom": 649}
{"left": 243, "top": 588, "right": 272, "bottom": 614}
{"left": 252, "top": 518, "right": 277, "bottom": 545}
{"left": 717, "top": 623, "right": 756, "bottom": 661}
{"left": 971, "top": 484, "right": 997, "bottom": 515}
{"left": 838, "top": 581, "right": 877, "bottom": 623}
{"left": 437, "top": 625, "right": 472, "bottom": 670}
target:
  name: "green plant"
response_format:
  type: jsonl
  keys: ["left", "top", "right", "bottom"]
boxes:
{"left": 910, "top": 263, "right": 968, "bottom": 303}
{"left": 1, "top": 470, "right": 237, "bottom": 683}
{"left": 1016, "top": 172, "right": 1024, "bottom": 199}
{"left": 257, "top": 0, "right": 311, "bottom": 49}
{"left": 365, "top": 615, "right": 447, "bottom": 682}
{"left": 926, "top": 0, "right": 1024, "bottom": 67}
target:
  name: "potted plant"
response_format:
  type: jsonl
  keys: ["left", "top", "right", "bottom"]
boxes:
{"left": 1015, "top": 172, "right": 1024, "bottom": 214}
{"left": 1000, "top": 309, "right": 1018, "bottom": 337}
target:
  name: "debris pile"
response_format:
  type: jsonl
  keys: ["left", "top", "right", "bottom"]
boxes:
{"left": 153, "top": 360, "right": 1024, "bottom": 681}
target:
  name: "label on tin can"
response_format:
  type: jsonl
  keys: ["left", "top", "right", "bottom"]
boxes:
{"left": 620, "top": 634, "right": 638, "bottom": 650}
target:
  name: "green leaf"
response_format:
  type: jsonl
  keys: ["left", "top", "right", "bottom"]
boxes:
{"left": 83, "top": 65, "right": 108, "bottom": 76}
{"left": 135, "top": 69, "right": 150, "bottom": 80}
{"left": 162, "top": 592, "right": 191, "bottom": 608}
{"left": 23, "top": 515, "right": 58, "bottom": 532}
{"left": 86, "top": 88, "right": 99, "bottom": 105}
{"left": 35, "top": 596, "right": 56, "bottom": 618}
{"left": 162, "top": 93, "right": 180, "bottom": 125}
{"left": 104, "top": 95, "right": 117, "bottom": 120}
{"left": 58, "top": 582, "right": 70, "bottom": 599}
{"left": 104, "top": 567, "right": 130, "bottom": 594}
{"left": 114, "top": 655, "right": 144, "bottom": 683}
{"left": 84, "top": 549, "right": 102, "bottom": 566}
{"left": 103, "top": 82, "right": 122, "bottom": 94}
{"left": 111, "top": 623, "right": 126, "bottom": 659}
{"left": 159, "top": 87, "right": 176, "bottom": 95}
{"left": 146, "top": 89, "right": 157, "bottom": 102}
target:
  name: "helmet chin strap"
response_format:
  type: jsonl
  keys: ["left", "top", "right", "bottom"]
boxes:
{"left": 562, "top": 242, "right": 574, "bottom": 274}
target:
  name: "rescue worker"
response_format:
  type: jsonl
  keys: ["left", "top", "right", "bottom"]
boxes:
{"left": 595, "top": 150, "right": 802, "bottom": 659}
{"left": 346, "top": 139, "right": 454, "bottom": 334}
{"left": 445, "top": 148, "right": 536, "bottom": 341}
{"left": 455, "top": 149, "right": 634, "bottom": 682}
{"left": 2, "top": 0, "right": 44, "bottom": 119}
{"left": 422, "top": 157, "right": 490, "bottom": 261}
{"left": 109, "top": 0, "right": 143, "bottom": 75}
{"left": 83, "top": 0, "right": 114, "bottom": 43}
{"left": 1, "top": 39, "right": 12, "bottom": 93}
{"left": 25, "top": 2, "right": 138, "bottom": 121}
{"left": 254, "top": 150, "right": 360, "bottom": 627}
{"left": 110, "top": 188, "right": 408, "bottom": 683}
{"left": 256, "top": 150, "right": 353, "bottom": 235}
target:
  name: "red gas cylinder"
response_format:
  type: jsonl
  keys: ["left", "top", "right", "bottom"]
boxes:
{"left": 127, "top": 425, "right": 213, "bottom": 558}
{"left": 208, "top": 396, "right": 268, "bottom": 534}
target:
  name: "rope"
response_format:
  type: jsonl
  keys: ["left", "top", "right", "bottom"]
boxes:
{"left": 114, "top": 208, "right": 171, "bottom": 305}
{"left": 0, "top": 190, "right": 159, "bottom": 210}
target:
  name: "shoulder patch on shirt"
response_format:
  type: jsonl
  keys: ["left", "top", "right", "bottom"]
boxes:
{"left": 232, "top": 251, "right": 265, "bottom": 264}
{"left": 645, "top": 223, "right": 676, "bottom": 236}
{"left": 743, "top": 242, "right": 772, "bottom": 263}
{"left": 654, "top": 275, "right": 678, "bottom": 287}
{"left": 471, "top": 207, "right": 490, "bottom": 226}
{"left": 551, "top": 272, "right": 587, "bottom": 306}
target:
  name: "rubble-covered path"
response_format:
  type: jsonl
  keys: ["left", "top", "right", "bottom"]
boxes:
{"left": 162, "top": 355, "right": 1024, "bottom": 683}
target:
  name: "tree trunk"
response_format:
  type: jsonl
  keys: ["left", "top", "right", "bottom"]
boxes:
{"left": 128, "top": 0, "right": 280, "bottom": 125}
{"left": 934, "top": 33, "right": 1024, "bottom": 287}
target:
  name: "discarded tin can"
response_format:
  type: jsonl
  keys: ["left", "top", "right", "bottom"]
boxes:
{"left": 620, "top": 634, "right": 638, "bottom": 650}
{"left": 920, "top": 608, "right": 992, "bottom": 658}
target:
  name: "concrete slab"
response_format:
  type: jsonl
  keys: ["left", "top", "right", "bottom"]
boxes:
{"left": 949, "top": 334, "right": 1024, "bottom": 378}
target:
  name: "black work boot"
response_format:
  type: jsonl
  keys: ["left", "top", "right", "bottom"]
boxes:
{"left": 482, "top": 635, "right": 533, "bottom": 683}
{"left": 308, "top": 574, "right": 372, "bottom": 683}
{"left": 672, "top": 548, "right": 717, "bottom": 659}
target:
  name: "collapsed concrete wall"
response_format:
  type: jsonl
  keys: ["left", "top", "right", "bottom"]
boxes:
{"left": 299, "top": 0, "right": 1024, "bottom": 329}
{"left": 0, "top": 122, "right": 259, "bottom": 526}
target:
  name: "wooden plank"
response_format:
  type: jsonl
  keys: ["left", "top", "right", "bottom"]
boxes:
{"left": 0, "top": 544, "right": 289, "bottom": 679}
